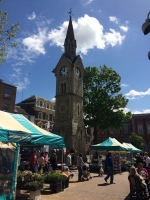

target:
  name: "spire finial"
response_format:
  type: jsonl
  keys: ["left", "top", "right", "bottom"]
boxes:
{"left": 68, "top": 8, "right": 73, "bottom": 17}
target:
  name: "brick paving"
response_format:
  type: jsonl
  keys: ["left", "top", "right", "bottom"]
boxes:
{"left": 16, "top": 171, "right": 130, "bottom": 200}
{"left": 40, "top": 171, "right": 130, "bottom": 200}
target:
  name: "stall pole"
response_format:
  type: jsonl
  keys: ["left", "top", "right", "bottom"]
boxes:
{"left": 61, "top": 148, "right": 63, "bottom": 171}
{"left": 14, "top": 143, "right": 20, "bottom": 200}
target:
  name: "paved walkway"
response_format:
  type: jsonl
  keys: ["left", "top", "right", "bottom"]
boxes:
{"left": 41, "top": 171, "right": 130, "bottom": 200}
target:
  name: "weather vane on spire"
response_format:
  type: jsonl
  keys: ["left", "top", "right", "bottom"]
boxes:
{"left": 68, "top": 8, "right": 73, "bottom": 17}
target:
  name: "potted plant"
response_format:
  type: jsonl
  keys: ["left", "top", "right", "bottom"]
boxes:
{"left": 44, "top": 171, "right": 63, "bottom": 193}
{"left": 24, "top": 180, "right": 44, "bottom": 200}
{"left": 61, "top": 172, "right": 69, "bottom": 189}
{"left": 24, "top": 180, "right": 44, "bottom": 191}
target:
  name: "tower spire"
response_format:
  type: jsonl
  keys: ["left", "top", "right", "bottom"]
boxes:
{"left": 64, "top": 9, "right": 77, "bottom": 60}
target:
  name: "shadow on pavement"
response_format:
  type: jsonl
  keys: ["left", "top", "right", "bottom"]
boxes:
{"left": 124, "top": 193, "right": 131, "bottom": 200}
{"left": 97, "top": 183, "right": 109, "bottom": 186}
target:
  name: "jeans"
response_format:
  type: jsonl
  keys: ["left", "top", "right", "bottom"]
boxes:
{"left": 105, "top": 166, "right": 114, "bottom": 183}
{"left": 78, "top": 167, "right": 82, "bottom": 181}
{"left": 30, "top": 165, "right": 38, "bottom": 173}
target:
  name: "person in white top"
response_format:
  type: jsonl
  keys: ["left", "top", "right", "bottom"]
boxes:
{"left": 98, "top": 155, "right": 103, "bottom": 176}
{"left": 145, "top": 152, "right": 150, "bottom": 168}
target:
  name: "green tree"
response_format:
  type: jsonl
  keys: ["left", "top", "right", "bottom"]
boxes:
{"left": 83, "top": 65, "right": 131, "bottom": 138}
{"left": 0, "top": 1, "right": 20, "bottom": 65}
{"left": 129, "top": 132, "right": 144, "bottom": 150}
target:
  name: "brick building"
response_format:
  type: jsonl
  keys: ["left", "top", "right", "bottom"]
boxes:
{"left": 0, "top": 79, "right": 16, "bottom": 113}
{"left": 17, "top": 95, "right": 55, "bottom": 130}
{"left": 93, "top": 113, "right": 150, "bottom": 151}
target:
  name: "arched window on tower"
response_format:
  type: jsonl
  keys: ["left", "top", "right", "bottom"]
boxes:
{"left": 61, "top": 83, "right": 63, "bottom": 94}
{"left": 78, "top": 105, "right": 80, "bottom": 115}
{"left": 61, "top": 83, "right": 66, "bottom": 94}
{"left": 64, "top": 83, "right": 66, "bottom": 93}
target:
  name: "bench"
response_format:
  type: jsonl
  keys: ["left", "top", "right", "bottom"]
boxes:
{"left": 128, "top": 175, "right": 147, "bottom": 199}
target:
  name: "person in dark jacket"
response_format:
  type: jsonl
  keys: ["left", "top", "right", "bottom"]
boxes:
{"left": 50, "top": 153, "right": 57, "bottom": 170}
{"left": 104, "top": 152, "right": 114, "bottom": 184}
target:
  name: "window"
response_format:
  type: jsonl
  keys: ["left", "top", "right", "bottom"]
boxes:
{"left": 36, "top": 100, "right": 39, "bottom": 106}
{"left": 40, "top": 101, "right": 42, "bottom": 107}
{"left": 3, "top": 104, "right": 9, "bottom": 112}
{"left": 61, "top": 83, "right": 66, "bottom": 94}
{"left": 47, "top": 104, "right": 49, "bottom": 109}
{"left": 45, "top": 114, "right": 49, "bottom": 120}
{"left": 38, "top": 112, "right": 43, "bottom": 119}
{"left": 147, "top": 124, "right": 150, "bottom": 134}
{"left": 78, "top": 105, "right": 79, "bottom": 115}
{"left": 5, "top": 88, "right": 11, "bottom": 98}
{"left": 68, "top": 44, "right": 70, "bottom": 52}
{"left": 123, "top": 125, "right": 128, "bottom": 134}
{"left": 43, "top": 103, "right": 46, "bottom": 108}
{"left": 138, "top": 124, "right": 143, "bottom": 134}
{"left": 52, "top": 115, "right": 55, "bottom": 121}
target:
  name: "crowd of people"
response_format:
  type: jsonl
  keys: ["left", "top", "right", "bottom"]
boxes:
{"left": 29, "top": 151, "right": 57, "bottom": 173}
{"left": 128, "top": 152, "right": 150, "bottom": 198}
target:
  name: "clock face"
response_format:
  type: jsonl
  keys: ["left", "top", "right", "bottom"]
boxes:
{"left": 76, "top": 67, "right": 81, "bottom": 78}
{"left": 60, "top": 66, "right": 69, "bottom": 77}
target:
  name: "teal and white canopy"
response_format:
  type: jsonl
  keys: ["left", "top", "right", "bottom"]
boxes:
{"left": 0, "top": 111, "right": 65, "bottom": 148}
{"left": 123, "top": 142, "right": 142, "bottom": 153}
{"left": 90, "top": 137, "right": 128, "bottom": 152}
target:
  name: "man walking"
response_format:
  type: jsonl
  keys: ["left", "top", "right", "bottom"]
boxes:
{"left": 104, "top": 152, "right": 114, "bottom": 184}
{"left": 77, "top": 153, "right": 85, "bottom": 182}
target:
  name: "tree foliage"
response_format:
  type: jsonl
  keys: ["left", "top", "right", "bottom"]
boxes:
{"left": 129, "top": 132, "right": 144, "bottom": 150}
{"left": 0, "top": 1, "right": 20, "bottom": 65}
{"left": 83, "top": 65, "right": 131, "bottom": 130}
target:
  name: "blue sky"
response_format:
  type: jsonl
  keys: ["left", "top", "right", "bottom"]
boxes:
{"left": 1, "top": 0, "right": 150, "bottom": 114}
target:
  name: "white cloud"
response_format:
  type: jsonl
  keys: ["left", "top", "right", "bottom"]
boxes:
{"left": 109, "top": 16, "right": 119, "bottom": 24}
{"left": 6, "top": 67, "right": 30, "bottom": 91}
{"left": 132, "top": 109, "right": 150, "bottom": 114}
{"left": 7, "top": 14, "right": 127, "bottom": 72}
{"left": 82, "top": 0, "right": 93, "bottom": 5}
{"left": 125, "top": 88, "right": 150, "bottom": 97}
{"left": 121, "top": 83, "right": 129, "bottom": 87}
{"left": 22, "top": 27, "right": 48, "bottom": 54}
{"left": 51, "top": 97, "right": 56, "bottom": 102}
{"left": 120, "top": 26, "right": 128, "bottom": 32}
{"left": 28, "top": 12, "right": 36, "bottom": 20}
{"left": 48, "top": 14, "right": 126, "bottom": 55}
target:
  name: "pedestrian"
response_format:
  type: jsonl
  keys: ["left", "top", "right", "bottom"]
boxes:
{"left": 104, "top": 152, "right": 114, "bottom": 184}
{"left": 29, "top": 151, "right": 38, "bottom": 173}
{"left": 38, "top": 152, "right": 45, "bottom": 173}
{"left": 70, "top": 146, "right": 77, "bottom": 166}
{"left": 50, "top": 153, "right": 57, "bottom": 170}
{"left": 98, "top": 155, "right": 103, "bottom": 176}
{"left": 136, "top": 153, "right": 143, "bottom": 167}
{"left": 145, "top": 152, "right": 150, "bottom": 169}
{"left": 66, "top": 151, "right": 72, "bottom": 168}
{"left": 77, "top": 153, "right": 85, "bottom": 182}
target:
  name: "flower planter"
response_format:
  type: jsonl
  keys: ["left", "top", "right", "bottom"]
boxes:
{"left": 65, "top": 178, "right": 69, "bottom": 188}
{"left": 50, "top": 182, "right": 61, "bottom": 193}
{"left": 29, "top": 189, "right": 41, "bottom": 200}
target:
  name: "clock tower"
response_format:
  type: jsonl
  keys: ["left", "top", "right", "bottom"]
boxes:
{"left": 52, "top": 15, "right": 85, "bottom": 155}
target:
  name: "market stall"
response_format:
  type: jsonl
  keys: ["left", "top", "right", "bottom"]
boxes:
{"left": 0, "top": 111, "right": 65, "bottom": 200}
{"left": 90, "top": 137, "right": 129, "bottom": 173}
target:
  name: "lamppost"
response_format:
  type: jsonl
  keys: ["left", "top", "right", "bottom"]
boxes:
{"left": 142, "top": 11, "right": 150, "bottom": 59}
